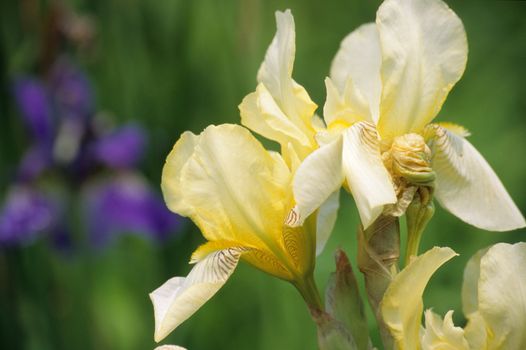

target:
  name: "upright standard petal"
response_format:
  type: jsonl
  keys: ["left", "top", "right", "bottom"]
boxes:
{"left": 376, "top": 0, "right": 468, "bottom": 139}
{"left": 381, "top": 247, "right": 457, "bottom": 350}
{"left": 469, "top": 243, "right": 526, "bottom": 349}
{"left": 240, "top": 10, "right": 317, "bottom": 163}
{"left": 429, "top": 126, "right": 525, "bottom": 231}
{"left": 330, "top": 23, "right": 382, "bottom": 123}
{"left": 341, "top": 122, "right": 397, "bottom": 228}
{"left": 421, "top": 310, "right": 469, "bottom": 350}
{"left": 150, "top": 247, "right": 244, "bottom": 342}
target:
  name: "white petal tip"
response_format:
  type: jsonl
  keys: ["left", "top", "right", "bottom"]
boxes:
{"left": 285, "top": 206, "right": 304, "bottom": 227}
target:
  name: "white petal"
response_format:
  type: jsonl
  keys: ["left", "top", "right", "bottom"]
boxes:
{"left": 341, "top": 122, "right": 397, "bottom": 228}
{"left": 461, "top": 247, "right": 488, "bottom": 316}
{"left": 381, "top": 247, "right": 457, "bottom": 350}
{"left": 154, "top": 346, "right": 187, "bottom": 350}
{"left": 475, "top": 242, "right": 526, "bottom": 349}
{"left": 315, "top": 190, "right": 340, "bottom": 255}
{"left": 421, "top": 310, "right": 469, "bottom": 350}
{"left": 150, "top": 248, "right": 244, "bottom": 342}
{"left": 431, "top": 126, "right": 525, "bottom": 231}
{"left": 291, "top": 137, "right": 344, "bottom": 227}
{"left": 376, "top": 0, "right": 468, "bottom": 139}
{"left": 330, "top": 23, "right": 382, "bottom": 123}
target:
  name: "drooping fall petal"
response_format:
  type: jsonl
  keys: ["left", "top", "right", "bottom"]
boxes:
{"left": 342, "top": 122, "right": 397, "bottom": 228}
{"left": 381, "top": 247, "right": 457, "bottom": 350}
{"left": 376, "top": 0, "right": 468, "bottom": 139}
{"left": 150, "top": 247, "right": 244, "bottom": 342}
{"left": 429, "top": 126, "right": 525, "bottom": 231}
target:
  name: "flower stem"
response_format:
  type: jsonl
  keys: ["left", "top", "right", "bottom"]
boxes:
{"left": 294, "top": 274, "right": 323, "bottom": 314}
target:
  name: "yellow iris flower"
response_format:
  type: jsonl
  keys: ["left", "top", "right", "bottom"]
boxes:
{"left": 287, "top": 0, "right": 525, "bottom": 232}
{"left": 150, "top": 124, "right": 327, "bottom": 342}
{"left": 381, "top": 242, "right": 526, "bottom": 350}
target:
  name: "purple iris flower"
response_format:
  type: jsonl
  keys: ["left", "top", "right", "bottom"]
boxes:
{"left": 83, "top": 174, "right": 180, "bottom": 247}
{"left": 90, "top": 125, "right": 146, "bottom": 169}
{"left": 5, "top": 56, "right": 182, "bottom": 249}
{"left": 12, "top": 78, "right": 54, "bottom": 145}
{"left": 0, "top": 188, "right": 58, "bottom": 246}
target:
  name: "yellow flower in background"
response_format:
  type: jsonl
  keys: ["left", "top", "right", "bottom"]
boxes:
{"left": 290, "top": 0, "right": 525, "bottom": 232}
{"left": 151, "top": 124, "right": 322, "bottom": 342}
{"left": 380, "top": 242, "right": 526, "bottom": 350}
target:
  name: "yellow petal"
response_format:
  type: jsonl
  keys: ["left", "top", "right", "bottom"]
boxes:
{"left": 421, "top": 310, "right": 469, "bottom": 350}
{"left": 381, "top": 247, "right": 457, "bottom": 350}
{"left": 376, "top": 0, "right": 468, "bottom": 139}
{"left": 330, "top": 23, "right": 382, "bottom": 123}
{"left": 239, "top": 83, "right": 312, "bottom": 157}
{"left": 429, "top": 125, "right": 525, "bottom": 231}
{"left": 342, "top": 121, "right": 397, "bottom": 228}
{"left": 161, "top": 131, "right": 199, "bottom": 216}
{"left": 150, "top": 247, "right": 245, "bottom": 342}
{"left": 165, "top": 124, "right": 290, "bottom": 249}
{"left": 323, "top": 77, "right": 367, "bottom": 127}
{"left": 256, "top": 10, "right": 317, "bottom": 129}
{"left": 473, "top": 242, "right": 526, "bottom": 349}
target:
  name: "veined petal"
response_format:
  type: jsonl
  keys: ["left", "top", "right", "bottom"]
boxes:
{"left": 473, "top": 242, "right": 526, "bottom": 349}
{"left": 330, "top": 23, "right": 382, "bottom": 123}
{"left": 429, "top": 126, "right": 525, "bottom": 231}
{"left": 381, "top": 247, "right": 457, "bottom": 350}
{"left": 421, "top": 310, "right": 469, "bottom": 350}
{"left": 290, "top": 137, "right": 344, "bottom": 227}
{"left": 150, "top": 247, "right": 245, "bottom": 342}
{"left": 376, "top": 0, "right": 468, "bottom": 139}
{"left": 342, "top": 122, "right": 397, "bottom": 228}
{"left": 315, "top": 190, "right": 340, "bottom": 256}
{"left": 256, "top": 10, "right": 317, "bottom": 128}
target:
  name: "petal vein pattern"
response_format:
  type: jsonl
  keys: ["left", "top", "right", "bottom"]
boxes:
{"left": 150, "top": 247, "right": 245, "bottom": 342}
{"left": 429, "top": 126, "right": 525, "bottom": 231}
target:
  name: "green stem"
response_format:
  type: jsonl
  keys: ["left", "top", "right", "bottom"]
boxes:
{"left": 294, "top": 274, "right": 323, "bottom": 314}
{"left": 404, "top": 188, "right": 434, "bottom": 266}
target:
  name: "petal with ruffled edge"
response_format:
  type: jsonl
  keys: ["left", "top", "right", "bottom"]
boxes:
{"left": 428, "top": 125, "right": 525, "bottom": 231}
{"left": 381, "top": 247, "right": 457, "bottom": 350}
{"left": 329, "top": 23, "right": 382, "bottom": 123}
{"left": 150, "top": 247, "right": 245, "bottom": 342}
{"left": 342, "top": 122, "right": 397, "bottom": 228}
{"left": 421, "top": 310, "right": 469, "bottom": 350}
{"left": 376, "top": 0, "right": 468, "bottom": 139}
{"left": 469, "top": 243, "right": 526, "bottom": 349}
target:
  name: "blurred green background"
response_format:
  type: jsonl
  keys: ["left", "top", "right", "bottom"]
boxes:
{"left": 1, "top": 0, "right": 525, "bottom": 349}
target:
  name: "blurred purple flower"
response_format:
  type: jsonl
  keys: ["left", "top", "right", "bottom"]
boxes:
{"left": 90, "top": 125, "right": 146, "bottom": 169}
{"left": 83, "top": 174, "right": 181, "bottom": 247}
{"left": 48, "top": 57, "right": 94, "bottom": 122}
{"left": 0, "top": 188, "right": 58, "bottom": 246}
{"left": 17, "top": 146, "right": 52, "bottom": 182}
{"left": 12, "top": 78, "right": 54, "bottom": 144}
